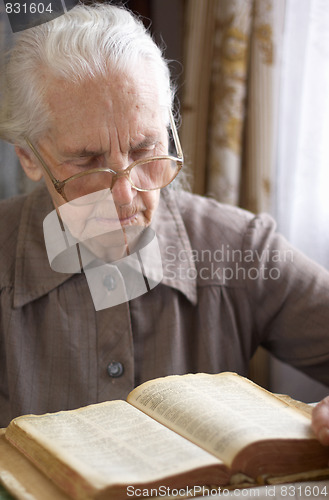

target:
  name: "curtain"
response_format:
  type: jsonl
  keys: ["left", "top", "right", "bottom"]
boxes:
{"left": 181, "top": 0, "right": 329, "bottom": 400}
{"left": 180, "top": 0, "right": 217, "bottom": 195}
{"left": 275, "top": 0, "right": 329, "bottom": 268}
{"left": 270, "top": 0, "right": 329, "bottom": 402}
{"left": 181, "top": 0, "right": 285, "bottom": 210}
{"left": 207, "top": 0, "right": 254, "bottom": 206}
{"left": 181, "top": 0, "right": 285, "bottom": 388}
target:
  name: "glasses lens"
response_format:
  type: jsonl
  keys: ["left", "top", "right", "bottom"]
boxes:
{"left": 62, "top": 158, "right": 181, "bottom": 202}
{"left": 63, "top": 171, "right": 114, "bottom": 202}
{"left": 130, "top": 158, "right": 180, "bottom": 190}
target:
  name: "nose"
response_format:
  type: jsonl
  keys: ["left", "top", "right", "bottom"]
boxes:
{"left": 110, "top": 174, "right": 136, "bottom": 206}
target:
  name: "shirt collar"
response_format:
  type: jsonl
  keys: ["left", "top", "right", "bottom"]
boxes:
{"left": 152, "top": 189, "right": 197, "bottom": 305}
{"left": 13, "top": 184, "right": 73, "bottom": 308}
{"left": 13, "top": 185, "right": 197, "bottom": 307}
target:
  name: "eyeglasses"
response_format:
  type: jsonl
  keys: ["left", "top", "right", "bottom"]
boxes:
{"left": 25, "top": 109, "right": 183, "bottom": 202}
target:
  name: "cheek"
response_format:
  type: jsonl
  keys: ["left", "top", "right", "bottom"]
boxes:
{"left": 58, "top": 202, "right": 95, "bottom": 240}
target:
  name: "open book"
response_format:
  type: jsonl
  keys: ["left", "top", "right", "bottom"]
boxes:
{"left": 2, "top": 372, "right": 329, "bottom": 500}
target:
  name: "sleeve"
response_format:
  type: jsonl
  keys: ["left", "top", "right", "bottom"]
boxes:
{"left": 243, "top": 213, "right": 329, "bottom": 387}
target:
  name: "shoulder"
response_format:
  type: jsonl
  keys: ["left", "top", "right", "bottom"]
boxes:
{"left": 168, "top": 189, "right": 277, "bottom": 249}
{"left": 0, "top": 184, "right": 53, "bottom": 290}
{"left": 0, "top": 193, "right": 27, "bottom": 286}
{"left": 0, "top": 191, "right": 26, "bottom": 215}
{"left": 0, "top": 193, "right": 27, "bottom": 243}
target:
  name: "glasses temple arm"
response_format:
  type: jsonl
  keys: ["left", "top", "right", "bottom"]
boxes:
{"left": 169, "top": 110, "right": 184, "bottom": 161}
{"left": 24, "top": 137, "right": 59, "bottom": 185}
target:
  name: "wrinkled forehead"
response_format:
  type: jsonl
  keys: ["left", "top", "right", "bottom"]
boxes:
{"left": 40, "top": 67, "right": 169, "bottom": 154}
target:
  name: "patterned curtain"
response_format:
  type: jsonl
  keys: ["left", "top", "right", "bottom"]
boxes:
{"left": 181, "top": 0, "right": 285, "bottom": 388}
{"left": 181, "top": 0, "right": 285, "bottom": 214}
{"left": 180, "top": 0, "right": 217, "bottom": 195}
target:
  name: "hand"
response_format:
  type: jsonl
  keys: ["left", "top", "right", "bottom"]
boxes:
{"left": 312, "top": 396, "right": 329, "bottom": 445}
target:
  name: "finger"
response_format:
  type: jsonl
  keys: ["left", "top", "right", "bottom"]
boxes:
{"left": 312, "top": 396, "right": 329, "bottom": 445}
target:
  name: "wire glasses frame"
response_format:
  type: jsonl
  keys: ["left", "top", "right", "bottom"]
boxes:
{"left": 24, "top": 109, "right": 183, "bottom": 202}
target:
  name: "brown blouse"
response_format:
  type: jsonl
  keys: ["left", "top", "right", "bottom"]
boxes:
{"left": 1, "top": 184, "right": 329, "bottom": 427}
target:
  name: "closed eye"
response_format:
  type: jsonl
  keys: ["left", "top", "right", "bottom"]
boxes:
{"left": 69, "top": 155, "right": 105, "bottom": 170}
{"left": 130, "top": 148, "right": 157, "bottom": 162}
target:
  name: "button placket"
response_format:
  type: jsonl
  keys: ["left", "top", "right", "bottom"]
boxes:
{"left": 96, "top": 301, "right": 134, "bottom": 402}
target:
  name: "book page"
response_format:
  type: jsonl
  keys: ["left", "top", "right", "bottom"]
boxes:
{"left": 6, "top": 400, "right": 221, "bottom": 488}
{"left": 127, "top": 373, "right": 314, "bottom": 466}
{"left": 0, "top": 429, "right": 71, "bottom": 500}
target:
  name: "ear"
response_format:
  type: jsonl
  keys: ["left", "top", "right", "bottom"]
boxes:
{"left": 15, "top": 146, "right": 43, "bottom": 182}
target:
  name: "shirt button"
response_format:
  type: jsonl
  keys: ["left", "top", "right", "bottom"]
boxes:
{"left": 107, "top": 361, "right": 124, "bottom": 378}
{"left": 103, "top": 274, "right": 116, "bottom": 291}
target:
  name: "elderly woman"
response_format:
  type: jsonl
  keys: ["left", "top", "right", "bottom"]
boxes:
{"left": 1, "top": 3, "right": 329, "bottom": 429}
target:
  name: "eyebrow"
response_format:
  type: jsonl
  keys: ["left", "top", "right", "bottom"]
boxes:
{"left": 68, "top": 149, "right": 104, "bottom": 158}
{"left": 130, "top": 137, "right": 159, "bottom": 151}
{"left": 60, "top": 137, "right": 160, "bottom": 159}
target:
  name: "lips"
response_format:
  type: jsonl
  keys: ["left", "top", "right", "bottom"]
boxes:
{"left": 93, "top": 204, "right": 144, "bottom": 221}
{"left": 119, "top": 213, "right": 139, "bottom": 223}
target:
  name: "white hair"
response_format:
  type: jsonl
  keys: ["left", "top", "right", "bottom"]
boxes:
{"left": 0, "top": 3, "right": 174, "bottom": 145}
